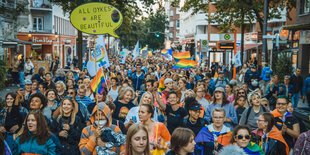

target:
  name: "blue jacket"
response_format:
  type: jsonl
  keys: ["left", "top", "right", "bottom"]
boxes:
{"left": 302, "top": 77, "right": 310, "bottom": 96}
{"left": 278, "top": 83, "right": 294, "bottom": 97}
{"left": 261, "top": 66, "right": 272, "bottom": 81}
{"left": 54, "top": 76, "right": 65, "bottom": 83}
{"left": 13, "top": 133, "right": 56, "bottom": 155}
{"left": 76, "top": 96, "right": 93, "bottom": 107}
{"left": 131, "top": 72, "right": 145, "bottom": 91}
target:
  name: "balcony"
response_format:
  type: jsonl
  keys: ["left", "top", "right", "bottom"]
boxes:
{"left": 30, "top": 0, "right": 52, "bottom": 11}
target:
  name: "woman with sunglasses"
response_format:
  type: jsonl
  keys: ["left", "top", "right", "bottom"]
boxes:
{"left": 236, "top": 88, "right": 247, "bottom": 99}
{"left": 221, "top": 125, "right": 264, "bottom": 154}
{"left": 51, "top": 97, "right": 84, "bottom": 155}
{"left": 252, "top": 112, "right": 289, "bottom": 155}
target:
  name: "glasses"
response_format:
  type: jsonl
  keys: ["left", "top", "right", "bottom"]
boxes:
{"left": 263, "top": 104, "right": 268, "bottom": 107}
{"left": 68, "top": 92, "right": 74, "bottom": 95}
{"left": 276, "top": 102, "right": 287, "bottom": 106}
{"left": 237, "top": 135, "right": 250, "bottom": 140}
{"left": 213, "top": 117, "right": 224, "bottom": 119}
{"left": 238, "top": 92, "right": 245, "bottom": 94}
{"left": 257, "top": 119, "right": 266, "bottom": 122}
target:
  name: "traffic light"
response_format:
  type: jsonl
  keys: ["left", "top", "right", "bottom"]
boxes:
{"left": 155, "top": 33, "right": 160, "bottom": 38}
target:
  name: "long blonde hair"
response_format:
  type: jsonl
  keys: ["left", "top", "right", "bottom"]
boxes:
{"left": 139, "top": 91, "right": 154, "bottom": 105}
{"left": 57, "top": 98, "right": 76, "bottom": 125}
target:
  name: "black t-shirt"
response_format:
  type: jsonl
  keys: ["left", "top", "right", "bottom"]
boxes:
{"left": 274, "top": 114, "right": 298, "bottom": 148}
{"left": 165, "top": 104, "right": 188, "bottom": 134}
{"left": 236, "top": 107, "right": 246, "bottom": 123}
{"left": 182, "top": 117, "right": 208, "bottom": 136}
{"left": 112, "top": 100, "right": 136, "bottom": 122}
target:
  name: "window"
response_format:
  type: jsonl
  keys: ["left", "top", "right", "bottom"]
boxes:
{"left": 170, "top": 10, "right": 174, "bottom": 16}
{"left": 33, "top": 17, "right": 43, "bottom": 31}
{"left": 176, "top": 20, "right": 180, "bottom": 28}
{"left": 176, "top": 8, "right": 180, "bottom": 14}
{"left": 170, "top": 21, "right": 174, "bottom": 27}
{"left": 300, "top": 0, "right": 310, "bottom": 14}
{"left": 170, "top": 33, "right": 173, "bottom": 38}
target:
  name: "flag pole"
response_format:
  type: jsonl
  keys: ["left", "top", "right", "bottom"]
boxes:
{"left": 93, "top": 36, "right": 100, "bottom": 128}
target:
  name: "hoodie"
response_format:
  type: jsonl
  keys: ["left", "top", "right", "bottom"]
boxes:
{"left": 79, "top": 102, "right": 123, "bottom": 155}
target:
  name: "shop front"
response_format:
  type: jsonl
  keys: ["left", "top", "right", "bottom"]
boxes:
{"left": 17, "top": 32, "right": 76, "bottom": 72}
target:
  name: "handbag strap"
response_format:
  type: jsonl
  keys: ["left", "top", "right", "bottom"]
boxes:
{"left": 301, "top": 132, "right": 308, "bottom": 155}
{"left": 155, "top": 122, "right": 159, "bottom": 143}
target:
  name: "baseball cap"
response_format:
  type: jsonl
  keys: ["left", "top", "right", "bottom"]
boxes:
{"left": 25, "top": 79, "right": 32, "bottom": 85}
{"left": 214, "top": 87, "right": 225, "bottom": 93}
{"left": 164, "top": 78, "right": 174, "bottom": 85}
{"left": 189, "top": 104, "right": 201, "bottom": 111}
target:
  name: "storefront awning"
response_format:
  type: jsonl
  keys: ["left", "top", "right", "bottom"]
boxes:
{"left": 31, "top": 44, "right": 42, "bottom": 49}
{"left": 11, "top": 39, "right": 33, "bottom": 45}
{"left": 236, "top": 44, "right": 262, "bottom": 51}
{"left": 2, "top": 41, "right": 18, "bottom": 48}
{"left": 283, "top": 23, "right": 310, "bottom": 30}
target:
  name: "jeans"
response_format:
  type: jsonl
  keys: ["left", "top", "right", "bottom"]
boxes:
{"left": 292, "top": 93, "right": 300, "bottom": 108}
{"left": 19, "top": 71, "right": 24, "bottom": 87}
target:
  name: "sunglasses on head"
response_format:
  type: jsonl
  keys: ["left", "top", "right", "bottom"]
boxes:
{"left": 237, "top": 135, "right": 250, "bottom": 140}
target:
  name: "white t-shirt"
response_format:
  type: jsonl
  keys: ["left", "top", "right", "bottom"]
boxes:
{"left": 124, "top": 106, "right": 158, "bottom": 124}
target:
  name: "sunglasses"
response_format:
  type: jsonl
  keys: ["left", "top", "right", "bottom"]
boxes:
{"left": 237, "top": 135, "right": 250, "bottom": 140}
{"left": 238, "top": 92, "right": 245, "bottom": 94}
{"left": 68, "top": 92, "right": 74, "bottom": 95}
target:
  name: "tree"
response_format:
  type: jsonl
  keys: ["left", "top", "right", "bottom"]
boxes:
{"left": 275, "top": 53, "right": 292, "bottom": 82}
{"left": 51, "top": 0, "right": 159, "bottom": 69}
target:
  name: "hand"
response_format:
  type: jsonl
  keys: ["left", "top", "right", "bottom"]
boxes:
{"left": 108, "top": 95, "right": 113, "bottom": 102}
{"left": 63, "top": 124, "right": 70, "bottom": 131}
{"left": 94, "top": 128, "right": 102, "bottom": 138}
{"left": 136, "top": 91, "right": 141, "bottom": 97}
{"left": 9, "top": 125, "right": 19, "bottom": 133}
{"left": 96, "top": 138, "right": 105, "bottom": 147}
{"left": 59, "top": 130, "right": 68, "bottom": 137}
{"left": 0, "top": 126, "right": 6, "bottom": 133}
{"left": 17, "top": 88, "right": 24, "bottom": 96}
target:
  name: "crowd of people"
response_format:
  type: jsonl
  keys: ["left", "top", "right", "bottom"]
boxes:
{"left": 1, "top": 54, "right": 310, "bottom": 155}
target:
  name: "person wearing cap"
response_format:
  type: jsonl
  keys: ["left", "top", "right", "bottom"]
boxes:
{"left": 214, "top": 71, "right": 230, "bottom": 89}
{"left": 244, "top": 64, "right": 260, "bottom": 91}
{"left": 205, "top": 87, "right": 238, "bottom": 128}
{"left": 162, "top": 78, "right": 174, "bottom": 104}
{"left": 271, "top": 96, "right": 300, "bottom": 150}
{"left": 195, "top": 107, "right": 232, "bottom": 154}
{"left": 131, "top": 63, "right": 145, "bottom": 91}
{"left": 182, "top": 97, "right": 209, "bottom": 136}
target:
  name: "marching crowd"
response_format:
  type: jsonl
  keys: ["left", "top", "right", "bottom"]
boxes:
{"left": 1, "top": 54, "right": 310, "bottom": 155}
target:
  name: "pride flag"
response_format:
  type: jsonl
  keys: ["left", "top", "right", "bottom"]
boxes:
{"left": 90, "top": 68, "right": 106, "bottom": 95}
{"left": 161, "top": 49, "right": 173, "bottom": 60}
{"left": 243, "top": 142, "right": 265, "bottom": 155}
{"left": 172, "top": 59, "right": 198, "bottom": 70}
{"left": 158, "top": 75, "right": 165, "bottom": 96}
{"left": 173, "top": 51, "right": 191, "bottom": 62}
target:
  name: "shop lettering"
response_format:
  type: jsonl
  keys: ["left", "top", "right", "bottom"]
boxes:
{"left": 32, "top": 37, "right": 53, "bottom": 44}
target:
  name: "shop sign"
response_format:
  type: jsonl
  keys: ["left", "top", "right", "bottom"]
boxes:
{"left": 220, "top": 34, "right": 234, "bottom": 41}
{"left": 70, "top": 2, "right": 123, "bottom": 38}
{"left": 280, "top": 30, "right": 288, "bottom": 41}
{"left": 219, "top": 43, "right": 234, "bottom": 49}
{"left": 245, "top": 33, "right": 251, "bottom": 41}
{"left": 201, "top": 40, "right": 208, "bottom": 53}
{"left": 300, "top": 30, "right": 310, "bottom": 44}
{"left": 251, "top": 32, "right": 258, "bottom": 40}
{"left": 293, "top": 31, "right": 300, "bottom": 41}
{"left": 32, "top": 37, "right": 53, "bottom": 44}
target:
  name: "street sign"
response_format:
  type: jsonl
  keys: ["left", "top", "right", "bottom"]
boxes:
{"left": 220, "top": 34, "right": 235, "bottom": 41}
{"left": 263, "top": 35, "right": 276, "bottom": 39}
{"left": 201, "top": 40, "right": 208, "bottom": 53}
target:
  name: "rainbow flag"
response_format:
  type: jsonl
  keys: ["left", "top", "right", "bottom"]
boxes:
{"left": 161, "top": 49, "right": 173, "bottom": 60}
{"left": 90, "top": 68, "right": 106, "bottom": 95}
{"left": 173, "top": 51, "right": 191, "bottom": 62}
{"left": 158, "top": 76, "right": 165, "bottom": 96}
{"left": 172, "top": 59, "right": 198, "bottom": 70}
{"left": 243, "top": 142, "right": 265, "bottom": 155}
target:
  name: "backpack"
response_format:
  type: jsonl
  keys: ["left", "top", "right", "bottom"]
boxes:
{"left": 245, "top": 105, "right": 267, "bottom": 124}
{"left": 265, "top": 68, "right": 271, "bottom": 79}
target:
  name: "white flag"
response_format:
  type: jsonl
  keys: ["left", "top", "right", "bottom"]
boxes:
{"left": 132, "top": 41, "right": 139, "bottom": 60}
{"left": 233, "top": 51, "right": 242, "bottom": 68}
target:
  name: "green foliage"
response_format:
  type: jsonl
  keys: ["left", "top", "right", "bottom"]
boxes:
{"left": 178, "top": 0, "right": 296, "bottom": 32}
{"left": 0, "top": 97, "right": 5, "bottom": 110}
{"left": 0, "top": 60, "right": 8, "bottom": 91}
{"left": 274, "top": 53, "right": 293, "bottom": 82}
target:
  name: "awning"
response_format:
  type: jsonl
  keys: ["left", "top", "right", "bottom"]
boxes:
{"left": 236, "top": 44, "right": 262, "bottom": 51}
{"left": 31, "top": 44, "right": 42, "bottom": 49}
{"left": 283, "top": 23, "right": 310, "bottom": 30}
{"left": 2, "top": 41, "right": 18, "bottom": 48}
{"left": 10, "top": 39, "right": 33, "bottom": 45}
